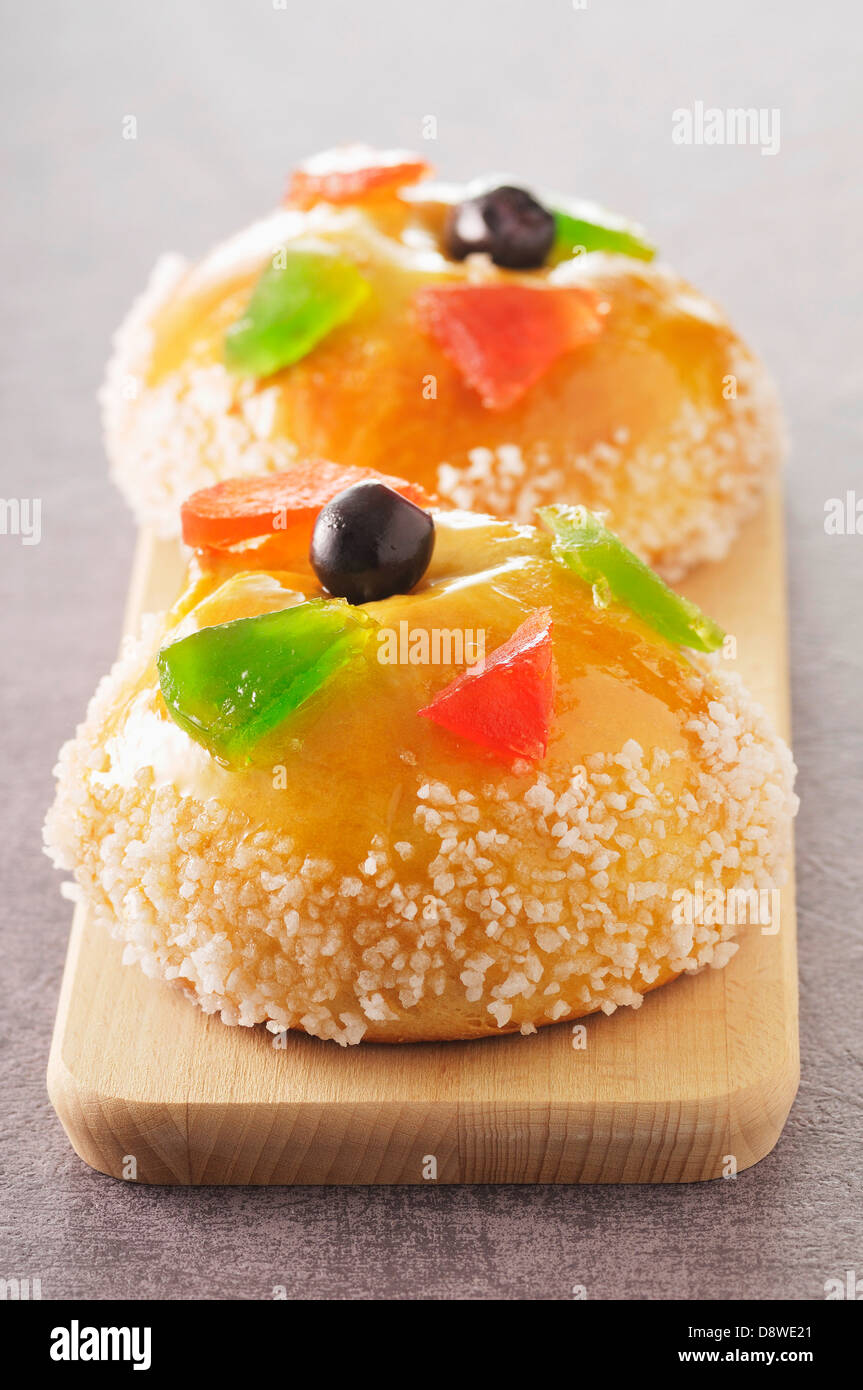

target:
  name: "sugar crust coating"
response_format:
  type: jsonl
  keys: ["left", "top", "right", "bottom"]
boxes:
{"left": 45, "top": 616, "right": 797, "bottom": 1045}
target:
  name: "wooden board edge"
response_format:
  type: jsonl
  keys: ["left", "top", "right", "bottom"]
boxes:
{"left": 46, "top": 1047, "right": 800, "bottom": 1187}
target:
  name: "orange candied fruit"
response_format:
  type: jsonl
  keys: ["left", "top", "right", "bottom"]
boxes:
{"left": 285, "top": 145, "right": 433, "bottom": 210}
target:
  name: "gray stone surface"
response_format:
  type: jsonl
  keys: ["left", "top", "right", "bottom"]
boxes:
{"left": 1, "top": 0, "right": 860, "bottom": 1301}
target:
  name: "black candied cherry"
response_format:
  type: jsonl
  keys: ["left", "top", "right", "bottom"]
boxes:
{"left": 444, "top": 185, "right": 556, "bottom": 270}
{"left": 310, "top": 481, "right": 435, "bottom": 605}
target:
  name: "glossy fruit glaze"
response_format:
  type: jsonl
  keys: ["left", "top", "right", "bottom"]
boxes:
{"left": 100, "top": 510, "right": 711, "bottom": 881}
{"left": 143, "top": 185, "right": 739, "bottom": 509}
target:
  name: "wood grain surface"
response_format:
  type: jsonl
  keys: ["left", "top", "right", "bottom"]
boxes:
{"left": 47, "top": 492, "right": 798, "bottom": 1184}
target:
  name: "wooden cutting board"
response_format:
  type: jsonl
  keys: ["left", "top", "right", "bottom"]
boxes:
{"left": 47, "top": 491, "right": 798, "bottom": 1184}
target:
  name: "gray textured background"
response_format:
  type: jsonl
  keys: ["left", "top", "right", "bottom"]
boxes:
{"left": 2, "top": 0, "right": 861, "bottom": 1301}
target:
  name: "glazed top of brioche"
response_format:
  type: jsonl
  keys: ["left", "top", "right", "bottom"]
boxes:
{"left": 141, "top": 147, "right": 742, "bottom": 498}
{"left": 95, "top": 464, "right": 729, "bottom": 873}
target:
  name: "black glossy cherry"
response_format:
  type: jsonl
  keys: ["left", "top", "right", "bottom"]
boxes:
{"left": 444, "top": 185, "right": 556, "bottom": 269}
{"left": 310, "top": 481, "right": 435, "bottom": 605}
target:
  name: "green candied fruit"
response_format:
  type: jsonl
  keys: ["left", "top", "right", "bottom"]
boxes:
{"left": 550, "top": 208, "right": 656, "bottom": 264}
{"left": 538, "top": 505, "right": 725, "bottom": 653}
{"left": 157, "top": 599, "right": 376, "bottom": 766}
{"left": 224, "top": 248, "right": 371, "bottom": 378}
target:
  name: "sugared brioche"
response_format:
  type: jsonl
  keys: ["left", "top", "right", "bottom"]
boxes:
{"left": 102, "top": 150, "right": 784, "bottom": 578}
{"left": 46, "top": 482, "right": 796, "bottom": 1044}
